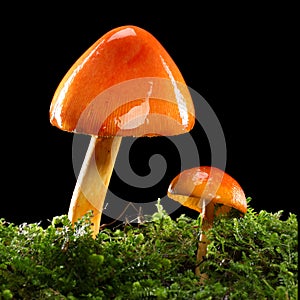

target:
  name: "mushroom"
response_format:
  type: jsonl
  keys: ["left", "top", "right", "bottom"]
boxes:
{"left": 49, "top": 25, "right": 195, "bottom": 237}
{"left": 167, "top": 166, "right": 247, "bottom": 278}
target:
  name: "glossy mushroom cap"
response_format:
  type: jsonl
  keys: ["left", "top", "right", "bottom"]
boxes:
{"left": 167, "top": 166, "right": 247, "bottom": 214}
{"left": 50, "top": 25, "right": 195, "bottom": 137}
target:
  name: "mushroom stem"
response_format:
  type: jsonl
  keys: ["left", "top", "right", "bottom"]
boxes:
{"left": 68, "top": 135, "right": 122, "bottom": 238}
{"left": 195, "top": 200, "right": 215, "bottom": 279}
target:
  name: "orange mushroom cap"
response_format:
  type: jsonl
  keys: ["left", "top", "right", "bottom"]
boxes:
{"left": 49, "top": 25, "right": 195, "bottom": 137}
{"left": 167, "top": 166, "right": 247, "bottom": 214}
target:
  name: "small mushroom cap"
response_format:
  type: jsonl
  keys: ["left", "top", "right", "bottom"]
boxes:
{"left": 167, "top": 166, "right": 247, "bottom": 214}
{"left": 50, "top": 25, "right": 195, "bottom": 137}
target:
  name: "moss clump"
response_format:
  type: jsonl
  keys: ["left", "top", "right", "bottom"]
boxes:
{"left": 201, "top": 204, "right": 298, "bottom": 299}
{"left": 0, "top": 199, "right": 298, "bottom": 299}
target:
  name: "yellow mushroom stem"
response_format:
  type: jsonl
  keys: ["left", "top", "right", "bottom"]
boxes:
{"left": 195, "top": 200, "right": 215, "bottom": 279}
{"left": 68, "top": 136, "right": 122, "bottom": 238}
{"left": 196, "top": 200, "right": 232, "bottom": 282}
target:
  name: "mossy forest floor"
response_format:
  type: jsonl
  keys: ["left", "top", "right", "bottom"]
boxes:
{"left": 0, "top": 198, "right": 298, "bottom": 299}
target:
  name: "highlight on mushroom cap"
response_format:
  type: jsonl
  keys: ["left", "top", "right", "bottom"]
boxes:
{"left": 49, "top": 25, "right": 195, "bottom": 138}
{"left": 167, "top": 166, "right": 247, "bottom": 214}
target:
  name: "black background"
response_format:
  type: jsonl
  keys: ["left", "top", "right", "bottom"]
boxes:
{"left": 2, "top": 3, "right": 297, "bottom": 227}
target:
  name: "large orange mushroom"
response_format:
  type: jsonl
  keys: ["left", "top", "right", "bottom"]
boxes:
{"left": 49, "top": 25, "right": 195, "bottom": 237}
{"left": 167, "top": 166, "right": 247, "bottom": 278}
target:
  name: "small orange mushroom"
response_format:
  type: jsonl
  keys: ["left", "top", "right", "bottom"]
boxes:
{"left": 167, "top": 166, "right": 247, "bottom": 278}
{"left": 49, "top": 25, "right": 195, "bottom": 237}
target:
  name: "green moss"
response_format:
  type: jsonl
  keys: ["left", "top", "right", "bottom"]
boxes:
{"left": 0, "top": 199, "right": 298, "bottom": 299}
